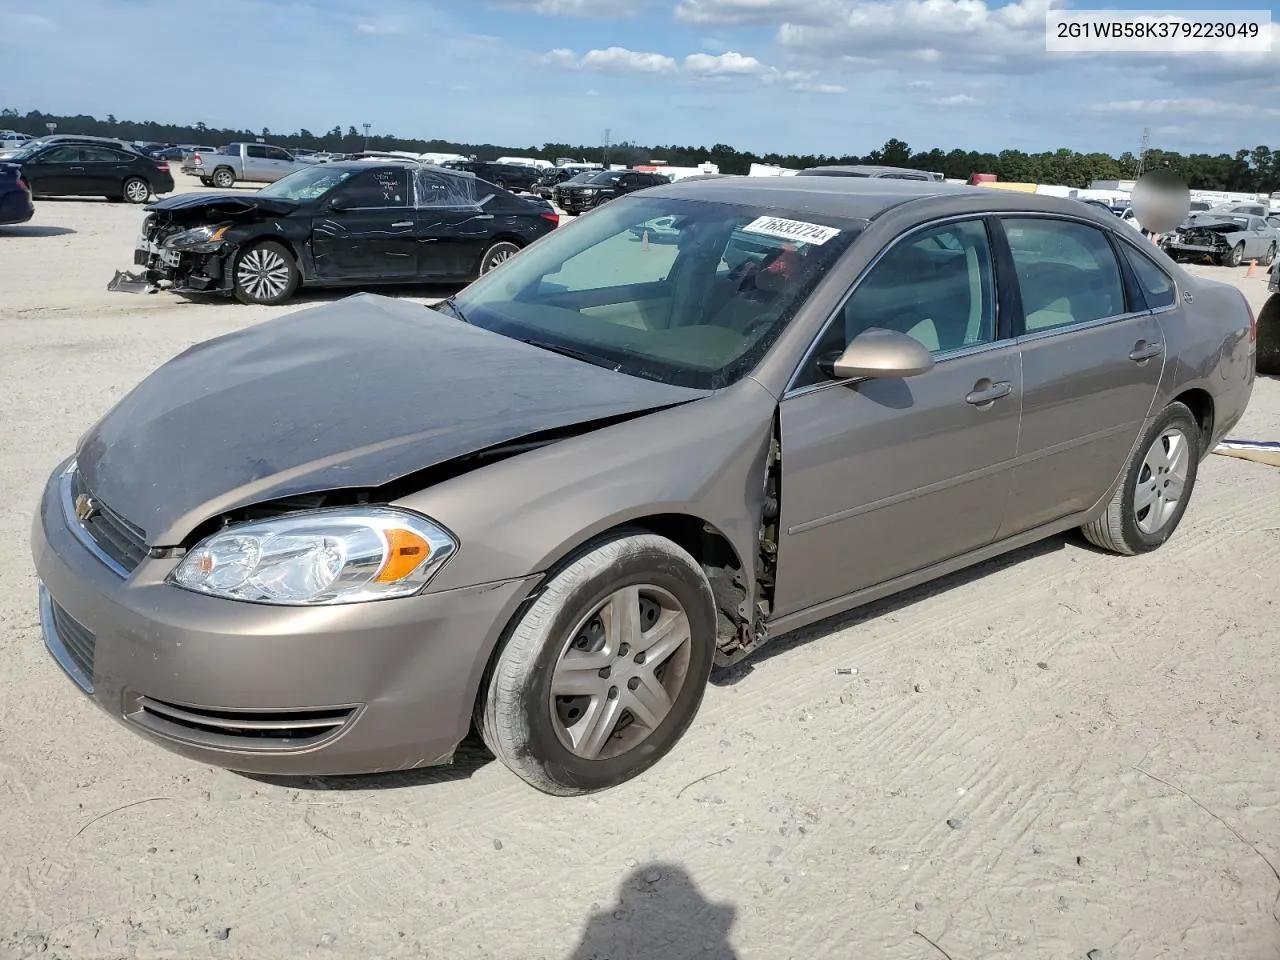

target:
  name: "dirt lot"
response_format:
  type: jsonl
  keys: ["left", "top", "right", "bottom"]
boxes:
{"left": 2, "top": 175, "right": 1279, "bottom": 960}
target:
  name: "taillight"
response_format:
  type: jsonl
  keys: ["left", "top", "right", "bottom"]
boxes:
{"left": 541, "top": 212, "right": 560, "bottom": 226}
{"left": 17, "top": 176, "right": 28, "bottom": 193}
{"left": 155, "top": 162, "right": 169, "bottom": 172}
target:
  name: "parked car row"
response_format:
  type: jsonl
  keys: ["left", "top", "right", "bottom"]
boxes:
{"left": 1161, "top": 209, "right": 1280, "bottom": 266}
{"left": 0, "top": 134, "right": 174, "bottom": 204}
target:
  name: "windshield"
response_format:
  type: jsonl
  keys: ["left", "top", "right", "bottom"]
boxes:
{"left": 587, "top": 171, "right": 624, "bottom": 185}
{"left": 5, "top": 144, "right": 41, "bottom": 161}
{"left": 445, "top": 195, "right": 864, "bottom": 389}
{"left": 258, "top": 166, "right": 358, "bottom": 200}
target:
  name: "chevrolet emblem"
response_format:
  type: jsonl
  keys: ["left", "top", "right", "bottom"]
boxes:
{"left": 74, "top": 493, "right": 98, "bottom": 523}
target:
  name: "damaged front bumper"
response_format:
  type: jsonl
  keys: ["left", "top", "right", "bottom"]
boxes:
{"left": 109, "top": 230, "right": 233, "bottom": 296}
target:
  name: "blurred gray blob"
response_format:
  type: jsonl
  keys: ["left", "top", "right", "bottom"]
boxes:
{"left": 1132, "top": 170, "right": 1189, "bottom": 234}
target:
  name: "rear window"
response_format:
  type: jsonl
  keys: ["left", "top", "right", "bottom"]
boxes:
{"left": 1120, "top": 244, "right": 1176, "bottom": 309}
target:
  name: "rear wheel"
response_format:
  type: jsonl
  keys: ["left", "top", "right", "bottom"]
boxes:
{"left": 123, "top": 177, "right": 151, "bottom": 204}
{"left": 232, "top": 241, "right": 299, "bottom": 305}
{"left": 211, "top": 167, "right": 235, "bottom": 189}
{"left": 1081, "top": 402, "right": 1200, "bottom": 555}
{"left": 479, "top": 241, "right": 521, "bottom": 275}
{"left": 1261, "top": 242, "right": 1276, "bottom": 267}
{"left": 199, "top": 177, "right": 214, "bottom": 187}
{"left": 478, "top": 531, "right": 717, "bottom": 796}
{"left": 1222, "top": 242, "right": 1245, "bottom": 267}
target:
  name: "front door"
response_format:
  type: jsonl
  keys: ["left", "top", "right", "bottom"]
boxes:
{"left": 994, "top": 216, "right": 1165, "bottom": 537}
{"left": 23, "top": 145, "right": 81, "bottom": 196}
{"left": 773, "top": 217, "right": 1022, "bottom": 616}
{"left": 311, "top": 167, "right": 418, "bottom": 282}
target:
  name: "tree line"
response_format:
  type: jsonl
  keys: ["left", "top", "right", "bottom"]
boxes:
{"left": 4, "top": 107, "right": 1278, "bottom": 195}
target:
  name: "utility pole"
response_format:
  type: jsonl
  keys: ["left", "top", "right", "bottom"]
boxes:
{"left": 362, "top": 122, "right": 371, "bottom": 151}
{"left": 1135, "top": 126, "right": 1150, "bottom": 179}
{"left": 602, "top": 128, "right": 611, "bottom": 169}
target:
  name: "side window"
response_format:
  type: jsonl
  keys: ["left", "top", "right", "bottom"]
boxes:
{"left": 41, "top": 147, "right": 81, "bottom": 163}
{"left": 266, "top": 147, "right": 291, "bottom": 161}
{"left": 1002, "top": 218, "right": 1127, "bottom": 332}
{"left": 1120, "top": 245, "right": 1176, "bottom": 309}
{"left": 798, "top": 219, "right": 996, "bottom": 386}
{"left": 81, "top": 147, "right": 122, "bottom": 162}
{"left": 245, "top": 144, "right": 268, "bottom": 158}
{"left": 334, "top": 168, "right": 410, "bottom": 207}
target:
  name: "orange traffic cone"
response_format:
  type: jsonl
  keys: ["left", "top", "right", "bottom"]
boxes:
{"left": 642, "top": 230, "right": 649, "bottom": 250}
{"left": 1246, "top": 259, "right": 1258, "bottom": 277}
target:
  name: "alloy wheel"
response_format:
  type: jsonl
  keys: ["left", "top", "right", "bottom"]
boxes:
{"left": 237, "top": 248, "right": 291, "bottom": 302}
{"left": 124, "top": 179, "right": 150, "bottom": 203}
{"left": 550, "top": 584, "right": 693, "bottom": 761}
{"left": 1133, "top": 426, "right": 1189, "bottom": 535}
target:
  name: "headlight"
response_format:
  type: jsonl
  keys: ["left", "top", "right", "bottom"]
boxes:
{"left": 169, "top": 507, "right": 457, "bottom": 605}
{"left": 166, "top": 225, "right": 230, "bottom": 250}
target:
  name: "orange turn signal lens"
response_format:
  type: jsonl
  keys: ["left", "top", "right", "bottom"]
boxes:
{"left": 375, "top": 528, "right": 432, "bottom": 583}
{"left": 211, "top": 226, "right": 229, "bottom": 242}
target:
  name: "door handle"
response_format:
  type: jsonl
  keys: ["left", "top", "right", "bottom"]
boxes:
{"left": 70, "top": 166, "right": 84, "bottom": 171}
{"left": 391, "top": 221, "right": 413, "bottom": 228}
{"left": 1129, "top": 341, "right": 1163, "bottom": 362}
{"left": 965, "top": 380, "right": 1012, "bottom": 405}
{"left": 472, "top": 214, "right": 495, "bottom": 220}
{"left": 962, "top": 378, "right": 1013, "bottom": 407}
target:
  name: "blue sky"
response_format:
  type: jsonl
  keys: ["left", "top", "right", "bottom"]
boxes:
{"left": 1, "top": 0, "right": 1277, "bottom": 157}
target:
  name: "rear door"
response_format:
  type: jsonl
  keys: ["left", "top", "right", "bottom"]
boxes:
{"left": 79, "top": 146, "right": 134, "bottom": 195}
{"left": 310, "top": 166, "right": 419, "bottom": 281}
{"left": 412, "top": 171, "right": 511, "bottom": 279}
{"left": 994, "top": 215, "right": 1165, "bottom": 537}
{"left": 242, "top": 144, "right": 271, "bottom": 181}
{"left": 773, "top": 217, "right": 1022, "bottom": 616}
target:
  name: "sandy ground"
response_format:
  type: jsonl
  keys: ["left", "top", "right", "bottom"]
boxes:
{"left": 2, "top": 175, "right": 1280, "bottom": 960}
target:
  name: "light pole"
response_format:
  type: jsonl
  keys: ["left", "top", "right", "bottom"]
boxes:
{"left": 362, "top": 122, "right": 371, "bottom": 151}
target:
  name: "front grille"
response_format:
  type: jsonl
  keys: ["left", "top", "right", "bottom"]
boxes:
{"left": 49, "top": 599, "right": 96, "bottom": 691}
{"left": 70, "top": 470, "right": 149, "bottom": 574}
{"left": 129, "top": 696, "right": 358, "bottom": 751}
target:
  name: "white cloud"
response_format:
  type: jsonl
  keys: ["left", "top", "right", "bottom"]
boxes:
{"left": 492, "top": 0, "right": 648, "bottom": 16}
{"left": 1090, "top": 98, "right": 1280, "bottom": 122}
{"left": 675, "top": 0, "right": 833, "bottom": 25}
{"left": 548, "top": 46, "right": 680, "bottom": 73}
{"left": 355, "top": 22, "right": 402, "bottom": 35}
{"left": 795, "top": 82, "right": 847, "bottom": 94}
{"left": 934, "top": 93, "right": 979, "bottom": 106}
{"left": 684, "top": 51, "right": 768, "bottom": 76}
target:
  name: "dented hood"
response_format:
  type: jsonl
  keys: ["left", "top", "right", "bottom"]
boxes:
{"left": 144, "top": 191, "right": 300, "bottom": 220}
{"left": 76, "top": 294, "right": 709, "bottom": 544}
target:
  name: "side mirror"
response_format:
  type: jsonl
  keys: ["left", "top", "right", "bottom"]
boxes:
{"left": 327, "top": 196, "right": 349, "bottom": 212}
{"left": 823, "top": 328, "right": 935, "bottom": 380}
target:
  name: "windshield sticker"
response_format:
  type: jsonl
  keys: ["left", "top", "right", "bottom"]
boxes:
{"left": 741, "top": 216, "right": 841, "bottom": 246}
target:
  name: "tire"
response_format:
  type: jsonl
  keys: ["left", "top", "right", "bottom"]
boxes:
{"left": 479, "top": 240, "right": 521, "bottom": 275}
{"left": 232, "top": 240, "right": 300, "bottom": 305}
{"left": 199, "top": 178, "right": 213, "bottom": 187}
{"left": 1261, "top": 243, "right": 1277, "bottom": 268}
{"left": 211, "top": 167, "right": 235, "bottom": 189}
{"left": 1081, "top": 402, "right": 1201, "bottom": 555}
{"left": 1258, "top": 293, "right": 1280, "bottom": 376}
{"left": 1221, "top": 242, "right": 1245, "bottom": 268}
{"left": 122, "top": 177, "right": 151, "bottom": 204}
{"left": 477, "top": 530, "right": 717, "bottom": 796}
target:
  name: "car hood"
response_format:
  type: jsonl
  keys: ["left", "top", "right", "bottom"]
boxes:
{"left": 144, "top": 191, "right": 300, "bottom": 220}
{"left": 75, "top": 294, "right": 709, "bottom": 545}
{"left": 1179, "top": 214, "right": 1247, "bottom": 232}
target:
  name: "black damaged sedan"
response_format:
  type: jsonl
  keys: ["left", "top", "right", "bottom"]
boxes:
{"left": 116, "top": 161, "right": 561, "bottom": 305}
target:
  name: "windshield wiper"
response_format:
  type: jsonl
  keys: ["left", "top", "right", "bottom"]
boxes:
{"left": 518, "top": 337, "right": 620, "bottom": 371}
{"left": 433, "top": 297, "right": 469, "bottom": 323}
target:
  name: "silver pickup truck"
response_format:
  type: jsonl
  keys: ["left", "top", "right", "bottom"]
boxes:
{"left": 191, "top": 142, "right": 308, "bottom": 188}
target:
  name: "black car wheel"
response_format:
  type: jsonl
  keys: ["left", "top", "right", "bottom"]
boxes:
{"left": 1081, "top": 402, "right": 1200, "bottom": 555}
{"left": 1222, "top": 242, "right": 1245, "bottom": 267}
{"left": 1258, "top": 294, "right": 1280, "bottom": 376}
{"left": 1262, "top": 243, "right": 1277, "bottom": 268}
{"left": 232, "top": 241, "right": 300, "bottom": 305}
{"left": 477, "top": 530, "right": 717, "bottom": 795}
{"left": 199, "top": 178, "right": 214, "bottom": 187}
{"left": 479, "top": 241, "right": 521, "bottom": 275}
{"left": 211, "top": 167, "right": 235, "bottom": 189}
{"left": 123, "top": 177, "right": 151, "bottom": 204}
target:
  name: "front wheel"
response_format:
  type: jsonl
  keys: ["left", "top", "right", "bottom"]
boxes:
{"left": 232, "top": 241, "right": 299, "bottom": 305}
{"left": 1081, "top": 402, "right": 1200, "bottom": 555}
{"left": 477, "top": 531, "right": 718, "bottom": 796}
{"left": 123, "top": 177, "right": 151, "bottom": 204}
{"left": 479, "top": 240, "right": 521, "bottom": 275}
{"left": 1222, "top": 242, "right": 1245, "bottom": 267}
{"left": 1261, "top": 243, "right": 1276, "bottom": 268}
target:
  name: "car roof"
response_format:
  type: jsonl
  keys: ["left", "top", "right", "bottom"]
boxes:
{"left": 798, "top": 164, "right": 933, "bottom": 177}
{"left": 643, "top": 175, "right": 1122, "bottom": 223}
